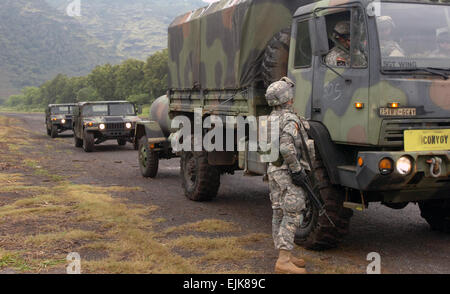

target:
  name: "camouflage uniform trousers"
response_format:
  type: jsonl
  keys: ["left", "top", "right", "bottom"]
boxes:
{"left": 268, "top": 169, "right": 307, "bottom": 251}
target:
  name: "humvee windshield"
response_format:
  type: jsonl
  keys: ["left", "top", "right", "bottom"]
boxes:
{"left": 377, "top": 3, "right": 450, "bottom": 70}
{"left": 82, "top": 103, "right": 136, "bottom": 116}
{"left": 51, "top": 106, "right": 73, "bottom": 115}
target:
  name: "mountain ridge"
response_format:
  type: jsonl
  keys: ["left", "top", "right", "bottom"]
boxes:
{"left": 0, "top": 0, "right": 206, "bottom": 102}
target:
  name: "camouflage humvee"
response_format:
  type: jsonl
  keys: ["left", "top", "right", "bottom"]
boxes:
{"left": 45, "top": 103, "right": 77, "bottom": 138}
{"left": 139, "top": 0, "right": 450, "bottom": 249}
{"left": 73, "top": 101, "right": 142, "bottom": 152}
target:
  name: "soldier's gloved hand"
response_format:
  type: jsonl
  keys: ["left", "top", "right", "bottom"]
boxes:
{"left": 290, "top": 170, "right": 308, "bottom": 187}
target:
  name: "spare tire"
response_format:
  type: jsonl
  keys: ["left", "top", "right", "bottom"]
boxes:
{"left": 261, "top": 28, "right": 291, "bottom": 88}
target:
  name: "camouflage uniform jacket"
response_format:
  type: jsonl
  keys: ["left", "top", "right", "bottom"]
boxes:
{"left": 380, "top": 40, "right": 404, "bottom": 57}
{"left": 429, "top": 49, "right": 448, "bottom": 58}
{"left": 267, "top": 107, "right": 314, "bottom": 175}
{"left": 325, "top": 46, "right": 367, "bottom": 67}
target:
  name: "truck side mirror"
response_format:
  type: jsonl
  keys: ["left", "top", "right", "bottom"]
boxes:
{"left": 309, "top": 16, "right": 329, "bottom": 56}
{"left": 137, "top": 105, "right": 143, "bottom": 115}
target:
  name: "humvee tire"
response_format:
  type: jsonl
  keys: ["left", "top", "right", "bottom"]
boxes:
{"left": 294, "top": 149, "right": 353, "bottom": 250}
{"left": 83, "top": 130, "right": 95, "bottom": 152}
{"left": 50, "top": 125, "right": 58, "bottom": 138}
{"left": 180, "top": 151, "right": 220, "bottom": 202}
{"left": 74, "top": 135, "right": 83, "bottom": 148}
{"left": 117, "top": 139, "right": 127, "bottom": 146}
{"left": 419, "top": 199, "right": 450, "bottom": 233}
{"left": 138, "top": 136, "right": 159, "bottom": 178}
{"left": 261, "top": 28, "right": 291, "bottom": 88}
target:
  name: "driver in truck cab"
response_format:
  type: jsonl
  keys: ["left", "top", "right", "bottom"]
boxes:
{"left": 431, "top": 28, "right": 450, "bottom": 57}
{"left": 325, "top": 21, "right": 368, "bottom": 67}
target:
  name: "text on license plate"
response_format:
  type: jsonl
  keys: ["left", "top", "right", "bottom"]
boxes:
{"left": 404, "top": 129, "right": 450, "bottom": 152}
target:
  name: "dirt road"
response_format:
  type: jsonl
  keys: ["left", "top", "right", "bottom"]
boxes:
{"left": 0, "top": 112, "right": 449, "bottom": 274}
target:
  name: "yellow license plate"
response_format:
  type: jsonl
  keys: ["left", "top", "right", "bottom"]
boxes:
{"left": 404, "top": 129, "right": 450, "bottom": 152}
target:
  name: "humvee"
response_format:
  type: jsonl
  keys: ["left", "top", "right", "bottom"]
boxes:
{"left": 137, "top": 0, "right": 450, "bottom": 250}
{"left": 73, "top": 101, "right": 142, "bottom": 152}
{"left": 45, "top": 103, "right": 77, "bottom": 138}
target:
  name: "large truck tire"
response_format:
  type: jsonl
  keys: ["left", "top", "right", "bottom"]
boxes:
{"left": 180, "top": 151, "right": 220, "bottom": 202}
{"left": 138, "top": 136, "right": 159, "bottom": 178}
{"left": 419, "top": 199, "right": 450, "bottom": 233}
{"left": 74, "top": 135, "right": 83, "bottom": 148}
{"left": 82, "top": 130, "right": 95, "bottom": 153}
{"left": 261, "top": 28, "right": 291, "bottom": 88}
{"left": 294, "top": 150, "right": 353, "bottom": 251}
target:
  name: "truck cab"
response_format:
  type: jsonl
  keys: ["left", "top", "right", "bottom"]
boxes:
{"left": 290, "top": 0, "right": 450, "bottom": 203}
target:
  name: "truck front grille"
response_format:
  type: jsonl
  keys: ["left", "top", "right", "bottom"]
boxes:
{"left": 379, "top": 119, "right": 450, "bottom": 146}
{"left": 106, "top": 122, "right": 125, "bottom": 130}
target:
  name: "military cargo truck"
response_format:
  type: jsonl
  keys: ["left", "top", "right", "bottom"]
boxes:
{"left": 73, "top": 101, "right": 141, "bottom": 152}
{"left": 45, "top": 104, "right": 77, "bottom": 138}
{"left": 138, "top": 0, "right": 450, "bottom": 249}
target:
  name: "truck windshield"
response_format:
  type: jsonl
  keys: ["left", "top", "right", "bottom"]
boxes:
{"left": 377, "top": 3, "right": 450, "bottom": 71}
{"left": 82, "top": 103, "right": 136, "bottom": 116}
{"left": 51, "top": 106, "right": 72, "bottom": 115}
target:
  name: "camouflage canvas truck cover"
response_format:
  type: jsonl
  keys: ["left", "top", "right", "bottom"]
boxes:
{"left": 45, "top": 103, "right": 77, "bottom": 138}
{"left": 141, "top": 0, "right": 450, "bottom": 250}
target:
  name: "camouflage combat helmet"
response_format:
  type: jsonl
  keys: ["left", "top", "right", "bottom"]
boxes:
{"left": 265, "top": 77, "right": 295, "bottom": 106}
{"left": 437, "top": 27, "right": 450, "bottom": 42}
{"left": 333, "top": 21, "right": 350, "bottom": 39}
{"left": 377, "top": 16, "right": 395, "bottom": 31}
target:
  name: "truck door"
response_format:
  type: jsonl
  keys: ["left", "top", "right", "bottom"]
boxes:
{"left": 290, "top": 17, "right": 315, "bottom": 119}
{"left": 311, "top": 6, "right": 370, "bottom": 145}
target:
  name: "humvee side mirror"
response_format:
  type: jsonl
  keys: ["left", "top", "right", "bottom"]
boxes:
{"left": 309, "top": 16, "right": 329, "bottom": 56}
{"left": 136, "top": 104, "right": 143, "bottom": 115}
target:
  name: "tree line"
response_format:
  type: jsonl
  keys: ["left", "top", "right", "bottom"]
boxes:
{"left": 4, "top": 49, "right": 168, "bottom": 109}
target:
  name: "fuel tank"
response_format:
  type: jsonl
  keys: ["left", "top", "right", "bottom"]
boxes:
{"left": 149, "top": 95, "right": 172, "bottom": 137}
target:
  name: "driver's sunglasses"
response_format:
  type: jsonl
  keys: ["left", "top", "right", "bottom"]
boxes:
{"left": 334, "top": 30, "right": 350, "bottom": 40}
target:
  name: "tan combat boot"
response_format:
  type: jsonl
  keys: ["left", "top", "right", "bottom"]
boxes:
{"left": 290, "top": 255, "right": 306, "bottom": 268}
{"left": 274, "top": 250, "right": 307, "bottom": 274}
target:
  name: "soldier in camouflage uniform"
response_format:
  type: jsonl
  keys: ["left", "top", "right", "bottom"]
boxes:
{"left": 377, "top": 16, "right": 405, "bottom": 57}
{"left": 430, "top": 28, "right": 450, "bottom": 57}
{"left": 325, "top": 21, "right": 367, "bottom": 67}
{"left": 266, "top": 77, "right": 314, "bottom": 274}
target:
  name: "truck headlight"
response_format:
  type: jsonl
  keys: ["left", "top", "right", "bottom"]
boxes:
{"left": 61, "top": 119, "right": 66, "bottom": 124}
{"left": 99, "top": 123, "right": 106, "bottom": 130}
{"left": 396, "top": 156, "right": 413, "bottom": 175}
{"left": 126, "top": 122, "right": 132, "bottom": 129}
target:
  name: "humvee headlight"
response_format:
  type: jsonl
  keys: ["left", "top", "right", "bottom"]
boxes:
{"left": 396, "top": 156, "right": 413, "bottom": 175}
{"left": 126, "top": 122, "right": 132, "bottom": 129}
{"left": 99, "top": 123, "right": 106, "bottom": 130}
{"left": 61, "top": 119, "right": 66, "bottom": 124}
